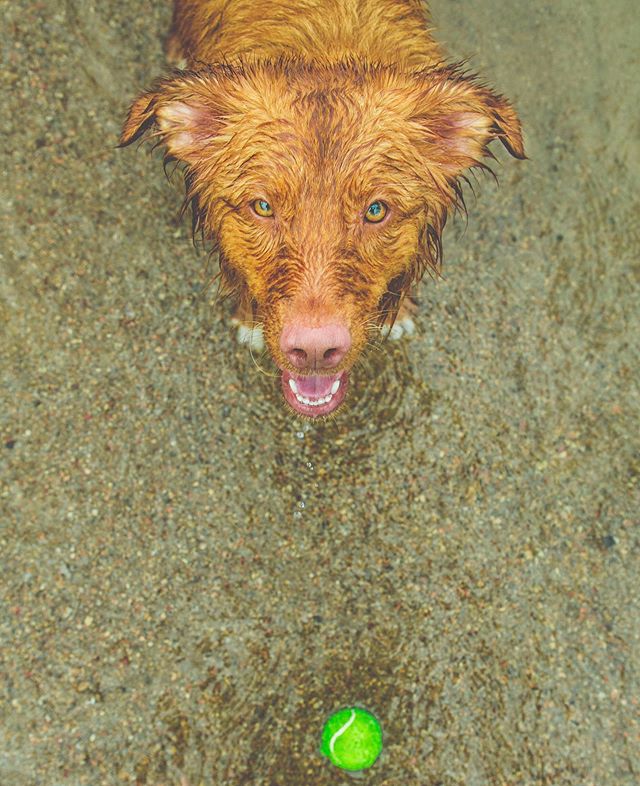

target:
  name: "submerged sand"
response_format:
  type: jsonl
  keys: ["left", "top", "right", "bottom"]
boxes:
{"left": 1, "top": 1, "right": 638, "bottom": 784}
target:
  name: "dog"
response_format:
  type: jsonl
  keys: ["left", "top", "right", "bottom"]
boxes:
{"left": 120, "top": 0, "right": 524, "bottom": 418}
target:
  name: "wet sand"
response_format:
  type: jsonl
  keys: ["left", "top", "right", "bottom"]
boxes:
{"left": 1, "top": 1, "right": 638, "bottom": 784}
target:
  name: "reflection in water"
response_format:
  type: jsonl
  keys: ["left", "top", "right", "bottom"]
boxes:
{"left": 231, "top": 331, "right": 434, "bottom": 447}
{"left": 229, "top": 332, "right": 435, "bottom": 521}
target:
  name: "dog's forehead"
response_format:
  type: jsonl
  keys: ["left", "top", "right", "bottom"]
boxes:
{"left": 212, "top": 64, "right": 434, "bottom": 209}
{"left": 297, "top": 70, "right": 416, "bottom": 126}
{"left": 238, "top": 76, "right": 416, "bottom": 169}
{"left": 234, "top": 61, "right": 416, "bottom": 130}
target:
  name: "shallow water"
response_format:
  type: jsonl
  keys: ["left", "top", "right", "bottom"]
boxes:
{"left": 1, "top": 1, "right": 639, "bottom": 784}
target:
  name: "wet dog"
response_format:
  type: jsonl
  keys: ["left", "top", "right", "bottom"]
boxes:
{"left": 121, "top": 0, "right": 524, "bottom": 417}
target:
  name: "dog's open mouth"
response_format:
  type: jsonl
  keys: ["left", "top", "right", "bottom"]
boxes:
{"left": 281, "top": 369, "right": 348, "bottom": 417}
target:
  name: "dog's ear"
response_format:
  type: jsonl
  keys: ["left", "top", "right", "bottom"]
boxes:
{"left": 414, "top": 66, "right": 525, "bottom": 177}
{"left": 119, "top": 71, "right": 229, "bottom": 165}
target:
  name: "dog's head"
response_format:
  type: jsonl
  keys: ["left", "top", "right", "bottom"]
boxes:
{"left": 121, "top": 60, "right": 524, "bottom": 417}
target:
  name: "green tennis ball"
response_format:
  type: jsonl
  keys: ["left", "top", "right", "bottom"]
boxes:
{"left": 320, "top": 707, "right": 383, "bottom": 771}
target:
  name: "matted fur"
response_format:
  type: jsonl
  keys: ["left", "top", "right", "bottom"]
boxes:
{"left": 120, "top": 0, "right": 524, "bottom": 412}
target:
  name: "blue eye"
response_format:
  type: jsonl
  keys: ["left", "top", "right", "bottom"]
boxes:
{"left": 253, "top": 199, "right": 274, "bottom": 217}
{"left": 365, "top": 201, "right": 387, "bottom": 223}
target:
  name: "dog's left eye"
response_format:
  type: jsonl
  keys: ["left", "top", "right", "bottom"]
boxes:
{"left": 364, "top": 201, "right": 387, "bottom": 223}
{"left": 252, "top": 199, "right": 274, "bottom": 218}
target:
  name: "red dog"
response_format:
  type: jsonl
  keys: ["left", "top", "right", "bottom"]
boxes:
{"left": 121, "top": 0, "right": 524, "bottom": 417}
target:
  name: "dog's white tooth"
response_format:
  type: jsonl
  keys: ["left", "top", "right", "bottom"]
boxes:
{"left": 289, "top": 379, "right": 298, "bottom": 394}
{"left": 330, "top": 379, "right": 341, "bottom": 395}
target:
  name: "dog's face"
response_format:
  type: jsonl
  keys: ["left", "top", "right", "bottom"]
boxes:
{"left": 121, "top": 61, "right": 523, "bottom": 417}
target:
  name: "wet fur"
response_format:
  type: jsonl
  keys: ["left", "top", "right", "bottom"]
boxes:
{"left": 120, "top": 0, "right": 524, "bottom": 375}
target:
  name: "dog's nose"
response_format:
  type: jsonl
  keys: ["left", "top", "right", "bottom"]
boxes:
{"left": 280, "top": 323, "right": 351, "bottom": 370}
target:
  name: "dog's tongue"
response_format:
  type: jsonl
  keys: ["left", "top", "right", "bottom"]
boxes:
{"left": 294, "top": 374, "right": 335, "bottom": 398}
{"left": 281, "top": 368, "right": 349, "bottom": 416}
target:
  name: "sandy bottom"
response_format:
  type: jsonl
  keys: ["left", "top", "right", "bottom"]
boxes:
{"left": 1, "top": 1, "right": 638, "bottom": 784}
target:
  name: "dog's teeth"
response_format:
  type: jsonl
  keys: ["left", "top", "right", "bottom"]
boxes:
{"left": 289, "top": 379, "right": 298, "bottom": 394}
{"left": 330, "top": 379, "right": 341, "bottom": 395}
{"left": 293, "top": 392, "right": 334, "bottom": 407}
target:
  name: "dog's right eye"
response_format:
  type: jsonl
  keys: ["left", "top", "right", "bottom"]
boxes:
{"left": 252, "top": 199, "right": 274, "bottom": 218}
